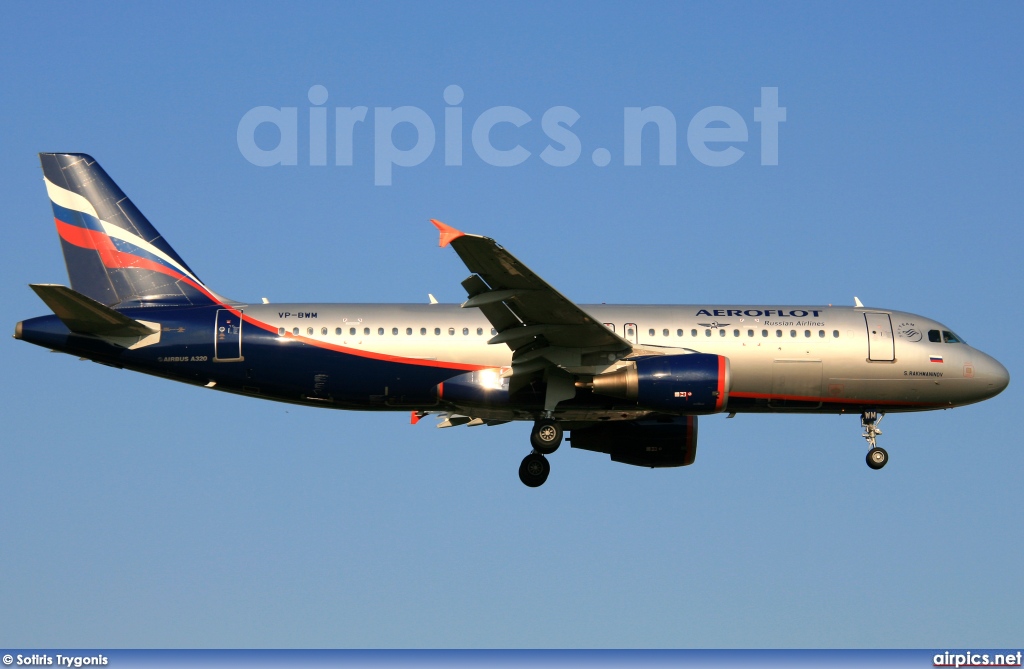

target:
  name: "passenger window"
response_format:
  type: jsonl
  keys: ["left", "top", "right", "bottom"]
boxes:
{"left": 491, "top": 328, "right": 497, "bottom": 335}
{"left": 448, "top": 327, "right": 455, "bottom": 335}
{"left": 747, "top": 329, "right": 754, "bottom": 337}
{"left": 943, "top": 331, "right": 963, "bottom": 344}
{"left": 776, "top": 330, "right": 782, "bottom": 337}
{"left": 790, "top": 330, "right": 797, "bottom": 338}
{"left": 677, "top": 329, "right": 683, "bottom": 337}
{"left": 705, "top": 329, "right": 712, "bottom": 337}
{"left": 719, "top": 329, "right": 726, "bottom": 337}
{"left": 293, "top": 327, "right": 299, "bottom": 335}
{"left": 434, "top": 327, "right": 441, "bottom": 335}
{"left": 928, "top": 329, "right": 942, "bottom": 343}
{"left": 364, "top": 327, "right": 370, "bottom": 335}
{"left": 648, "top": 328, "right": 655, "bottom": 337}
{"left": 463, "top": 327, "right": 469, "bottom": 335}
{"left": 663, "top": 329, "right": 669, "bottom": 337}
{"left": 833, "top": 330, "right": 839, "bottom": 338}
{"left": 335, "top": 327, "right": 341, "bottom": 335}
{"left": 804, "top": 330, "right": 810, "bottom": 338}
{"left": 762, "top": 330, "right": 768, "bottom": 337}
{"left": 818, "top": 330, "right": 825, "bottom": 338}
{"left": 278, "top": 327, "right": 285, "bottom": 336}
{"left": 321, "top": 327, "right": 328, "bottom": 335}
{"left": 406, "top": 327, "right": 412, "bottom": 335}
{"left": 627, "top": 327, "right": 635, "bottom": 337}
{"left": 733, "top": 329, "right": 740, "bottom": 337}
{"left": 691, "top": 329, "right": 698, "bottom": 337}
{"left": 477, "top": 327, "right": 483, "bottom": 335}
{"left": 307, "top": 327, "right": 314, "bottom": 336}
{"left": 378, "top": 327, "right": 384, "bottom": 335}
{"left": 391, "top": 327, "right": 398, "bottom": 335}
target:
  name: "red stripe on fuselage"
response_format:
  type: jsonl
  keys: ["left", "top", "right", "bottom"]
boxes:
{"left": 729, "top": 390, "right": 943, "bottom": 409}
{"left": 55, "top": 217, "right": 488, "bottom": 373}
{"left": 261, "top": 324, "right": 488, "bottom": 372}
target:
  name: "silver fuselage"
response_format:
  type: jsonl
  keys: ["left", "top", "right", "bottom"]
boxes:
{"left": 247, "top": 302, "right": 1008, "bottom": 415}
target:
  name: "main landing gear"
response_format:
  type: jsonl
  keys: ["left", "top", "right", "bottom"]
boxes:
{"left": 519, "top": 418, "right": 563, "bottom": 487}
{"left": 861, "top": 411, "right": 888, "bottom": 470}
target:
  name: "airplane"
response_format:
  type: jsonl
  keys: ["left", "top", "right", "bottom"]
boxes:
{"left": 15, "top": 153, "right": 1010, "bottom": 487}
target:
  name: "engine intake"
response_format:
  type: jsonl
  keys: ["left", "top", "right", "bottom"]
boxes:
{"left": 589, "top": 353, "right": 730, "bottom": 414}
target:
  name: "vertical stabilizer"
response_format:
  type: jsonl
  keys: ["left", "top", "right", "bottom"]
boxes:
{"left": 39, "top": 153, "right": 216, "bottom": 307}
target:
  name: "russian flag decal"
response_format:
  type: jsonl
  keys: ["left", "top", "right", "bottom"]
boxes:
{"left": 930, "top": 355, "right": 944, "bottom": 363}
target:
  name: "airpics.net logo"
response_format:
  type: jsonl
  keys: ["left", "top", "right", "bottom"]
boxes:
{"left": 236, "top": 85, "right": 786, "bottom": 185}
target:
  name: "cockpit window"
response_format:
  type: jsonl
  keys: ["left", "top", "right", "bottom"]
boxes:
{"left": 931, "top": 328, "right": 966, "bottom": 344}
{"left": 943, "top": 330, "right": 964, "bottom": 344}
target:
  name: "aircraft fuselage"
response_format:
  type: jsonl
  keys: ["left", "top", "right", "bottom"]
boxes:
{"left": 16, "top": 302, "right": 1008, "bottom": 420}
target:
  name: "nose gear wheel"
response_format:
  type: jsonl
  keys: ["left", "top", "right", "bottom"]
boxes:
{"left": 861, "top": 411, "right": 888, "bottom": 469}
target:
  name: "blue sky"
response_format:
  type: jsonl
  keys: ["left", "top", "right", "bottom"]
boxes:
{"left": 1, "top": 1, "right": 1021, "bottom": 648}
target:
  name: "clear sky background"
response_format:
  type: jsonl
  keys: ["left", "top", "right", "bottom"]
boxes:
{"left": 1, "top": 1, "right": 1021, "bottom": 649}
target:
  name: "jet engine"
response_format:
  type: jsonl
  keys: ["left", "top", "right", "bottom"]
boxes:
{"left": 569, "top": 416, "right": 698, "bottom": 467}
{"left": 587, "top": 353, "right": 730, "bottom": 414}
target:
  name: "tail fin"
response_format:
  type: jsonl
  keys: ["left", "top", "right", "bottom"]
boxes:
{"left": 39, "top": 153, "right": 218, "bottom": 307}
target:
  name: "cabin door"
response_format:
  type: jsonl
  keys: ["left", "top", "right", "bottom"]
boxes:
{"left": 864, "top": 313, "right": 894, "bottom": 361}
{"left": 215, "top": 309, "right": 244, "bottom": 362}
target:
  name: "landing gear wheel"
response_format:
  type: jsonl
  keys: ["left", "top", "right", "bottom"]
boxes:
{"left": 519, "top": 453, "right": 550, "bottom": 487}
{"left": 530, "top": 419, "right": 562, "bottom": 455}
{"left": 866, "top": 447, "right": 888, "bottom": 470}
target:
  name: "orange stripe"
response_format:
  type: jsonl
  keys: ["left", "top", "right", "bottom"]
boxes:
{"left": 729, "top": 390, "right": 942, "bottom": 408}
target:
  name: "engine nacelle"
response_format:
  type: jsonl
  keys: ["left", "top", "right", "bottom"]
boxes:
{"left": 589, "top": 353, "right": 730, "bottom": 414}
{"left": 569, "top": 416, "right": 698, "bottom": 468}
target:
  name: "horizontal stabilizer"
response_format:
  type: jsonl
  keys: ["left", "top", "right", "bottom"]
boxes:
{"left": 30, "top": 284, "right": 158, "bottom": 337}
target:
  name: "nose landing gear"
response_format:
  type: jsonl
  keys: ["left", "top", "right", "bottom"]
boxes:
{"left": 861, "top": 411, "right": 888, "bottom": 470}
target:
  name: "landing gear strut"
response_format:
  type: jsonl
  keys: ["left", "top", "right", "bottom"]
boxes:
{"left": 861, "top": 411, "right": 888, "bottom": 470}
{"left": 518, "top": 418, "right": 563, "bottom": 487}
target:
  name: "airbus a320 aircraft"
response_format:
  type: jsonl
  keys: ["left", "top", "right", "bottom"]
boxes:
{"left": 16, "top": 154, "right": 1010, "bottom": 486}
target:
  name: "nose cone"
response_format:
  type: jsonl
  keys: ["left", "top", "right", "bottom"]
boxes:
{"left": 975, "top": 351, "right": 1010, "bottom": 399}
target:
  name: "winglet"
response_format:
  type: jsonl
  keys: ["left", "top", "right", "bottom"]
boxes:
{"left": 431, "top": 219, "right": 465, "bottom": 248}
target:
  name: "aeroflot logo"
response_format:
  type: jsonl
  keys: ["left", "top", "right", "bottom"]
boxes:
{"left": 237, "top": 85, "right": 786, "bottom": 185}
{"left": 696, "top": 308, "right": 824, "bottom": 318}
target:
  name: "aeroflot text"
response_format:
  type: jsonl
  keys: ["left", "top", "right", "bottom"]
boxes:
{"left": 695, "top": 309, "right": 823, "bottom": 318}
{"left": 237, "top": 85, "right": 786, "bottom": 185}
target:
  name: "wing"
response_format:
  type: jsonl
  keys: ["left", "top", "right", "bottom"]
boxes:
{"left": 432, "top": 220, "right": 633, "bottom": 406}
